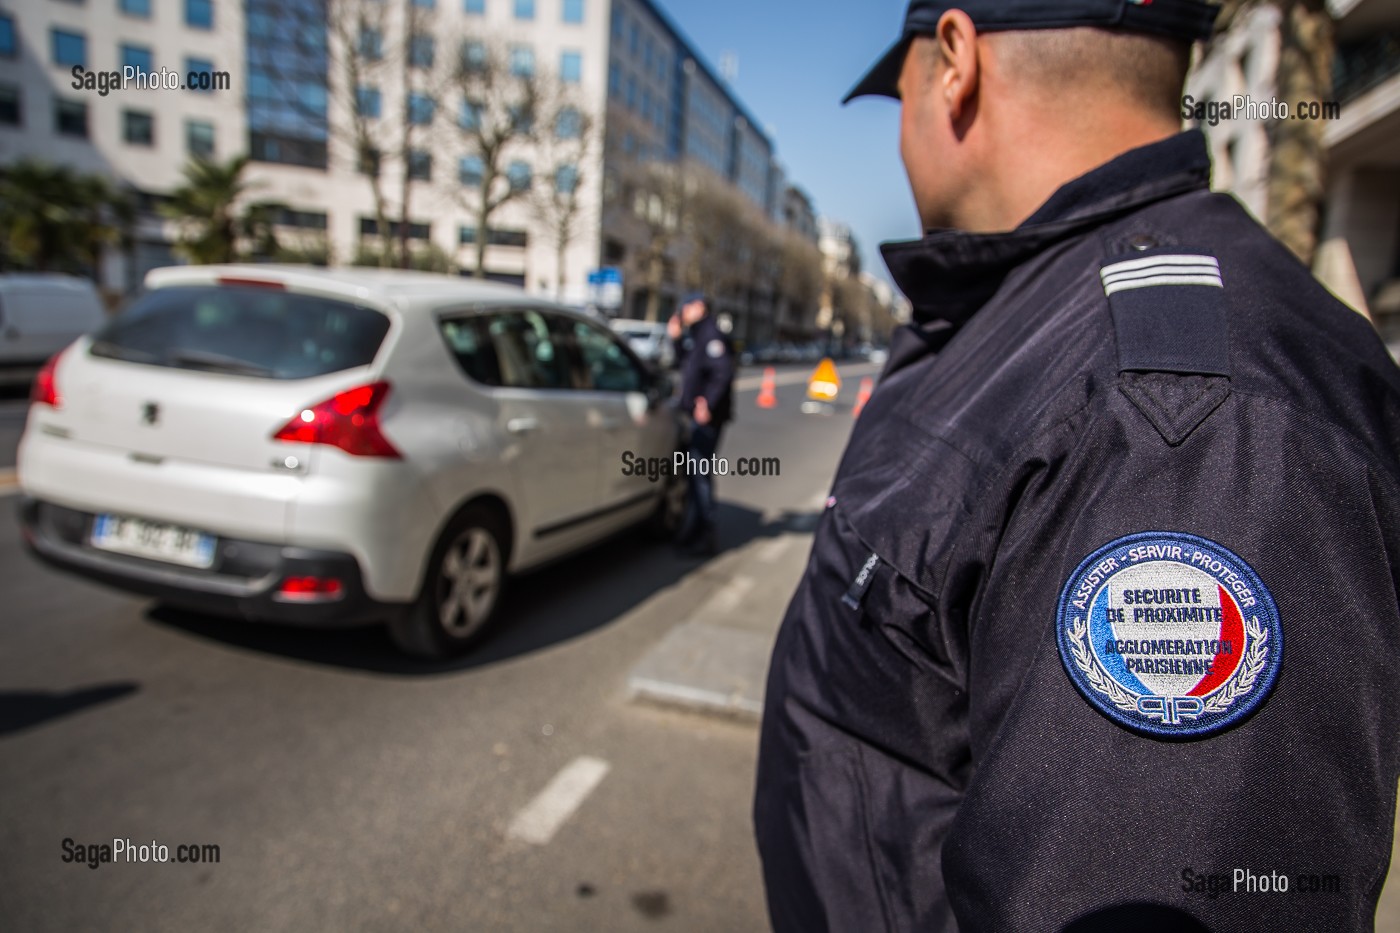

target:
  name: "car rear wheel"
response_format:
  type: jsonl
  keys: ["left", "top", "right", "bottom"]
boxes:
{"left": 389, "top": 506, "right": 507, "bottom": 659}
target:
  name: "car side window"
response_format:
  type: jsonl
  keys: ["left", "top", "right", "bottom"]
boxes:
{"left": 569, "top": 318, "right": 645, "bottom": 392}
{"left": 439, "top": 315, "right": 503, "bottom": 386}
{"left": 487, "top": 309, "right": 568, "bottom": 390}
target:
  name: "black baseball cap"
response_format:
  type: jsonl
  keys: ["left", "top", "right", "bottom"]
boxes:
{"left": 843, "top": 0, "right": 1221, "bottom": 103}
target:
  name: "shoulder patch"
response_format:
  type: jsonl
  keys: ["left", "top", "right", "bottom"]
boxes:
{"left": 1100, "top": 250, "right": 1230, "bottom": 378}
{"left": 1056, "top": 531, "right": 1282, "bottom": 739}
{"left": 706, "top": 339, "right": 725, "bottom": 359}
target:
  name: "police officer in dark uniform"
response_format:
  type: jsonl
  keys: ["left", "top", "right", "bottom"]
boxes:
{"left": 669, "top": 291, "right": 735, "bottom": 556}
{"left": 754, "top": 2, "right": 1400, "bottom": 930}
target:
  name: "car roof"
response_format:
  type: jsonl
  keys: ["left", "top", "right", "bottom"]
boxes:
{"left": 143, "top": 264, "right": 572, "bottom": 316}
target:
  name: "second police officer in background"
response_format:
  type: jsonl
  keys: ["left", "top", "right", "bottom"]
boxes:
{"left": 669, "top": 292, "right": 735, "bottom": 557}
{"left": 754, "top": 0, "right": 1400, "bottom": 930}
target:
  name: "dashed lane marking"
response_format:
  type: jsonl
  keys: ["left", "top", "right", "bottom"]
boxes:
{"left": 505, "top": 756, "right": 611, "bottom": 846}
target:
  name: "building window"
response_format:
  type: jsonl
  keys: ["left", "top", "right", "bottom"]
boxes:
{"left": 507, "top": 160, "right": 531, "bottom": 191}
{"left": 625, "top": 74, "right": 636, "bottom": 109}
{"left": 123, "top": 109, "right": 154, "bottom": 145}
{"left": 358, "top": 27, "right": 383, "bottom": 61}
{"left": 186, "top": 119, "right": 214, "bottom": 157}
{"left": 608, "top": 62, "right": 620, "bottom": 97}
{"left": 563, "top": 0, "right": 583, "bottom": 23}
{"left": 55, "top": 99, "right": 88, "bottom": 138}
{"left": 356, "top": 86, "right": 381, "bottom": 118}
{"left": 408, "top": 149, "right": 432, "bottom": 180}
{"left": 409, "top": 34, "right": 434, "bottom": 68}
{"left": 459, "top": 98, "right": 481, "bottom": 130}
{"left": 408, "top": 92, "right": 435, "bottom": 125}
{"left": 560, "top": 51, "right": 581, "bottom": 84}
{"left": 459, "top": 155, "right": 483, "bottom": 186}
{"left": 628, "top": 20, "right": 639, "bottom": 56}
{"left": 459, "top": 225, "right": 477, "bottom": 244}
{"left": 513, "top": 0, "right": 534, "bottom": 20}
{"left": 507, "top": 102, "right": 533, "bottom": 133}
{"left": 52, "top": 30, "right": 87, "bottom": 68}
{"left": 413, "top": 0, "right": 436, "bottom": 7}
{"left": 122, "top": 44, "right": 153, "bottom": 75}
{"left": 509, "top": 45, "right": 534, "bottom": 77}
{"left": 186, "top": 57, "right": 215, "bottom": 93}
{"left": 185, "top": 0, "right": 214, "bottom": 29}
{"left": 555, "top": 106, "right": 581, "bottom": 139}
{"left": 0, "top": 84, "right": 21, "bottom": 126}
{"left": 463, "top": 0, "right": 485, "bottom": 12}
{"left": 119, "top": 0, "right": 151, "bottom": 17}
{"left": 360, "top": 217, "right": 430, "bottom": 240}
{"left": 0, "top": 13, "right": 15, "bottom": 57}
{"left": 247, "top": 0, "right": 329, "bottom": 170}
{"left": 555, "top": 164, "right": 578, "bottom": 195}
{"left": 460, "top": 39, "right": 486, "bottom": 73}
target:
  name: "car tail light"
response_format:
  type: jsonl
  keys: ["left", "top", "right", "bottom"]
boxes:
{"left": 217, "top": 276, "right": 286, "bottom": 290}
{"left": 273, "top": 382, "right": 401, "bottom": 458}
{"left": 275, "top": 576, "right": 345, "bottom": 602}
{"left": 31, "top": 349, "right": 66, "bottom": 408}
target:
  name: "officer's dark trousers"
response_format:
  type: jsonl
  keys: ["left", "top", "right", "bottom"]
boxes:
{"left": 679, "top": 421, "right": 722, "bottom": 543}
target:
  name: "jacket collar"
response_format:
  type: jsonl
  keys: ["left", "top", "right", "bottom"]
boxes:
{"left": 881, "top": 131, "right": 1213, "bottom": 328}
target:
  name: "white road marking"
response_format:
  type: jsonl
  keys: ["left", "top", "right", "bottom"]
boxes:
{"left": 756, "top": 536, "right": 792, "bottom": 564}
{"left": 705, "top": 575, "right": 754, "bottom": 615}
{"left": 506, "top": 756, "right": 611, "bottom": 846}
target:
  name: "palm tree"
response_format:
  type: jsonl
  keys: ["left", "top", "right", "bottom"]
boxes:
{"left": 0, "top": 160, "right": 129, "bottom": 277}
{"left": 162, "top": 154, "right": 278, "bottom": 264}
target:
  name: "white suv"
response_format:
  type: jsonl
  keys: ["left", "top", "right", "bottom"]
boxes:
{"left": 19, "top": 265, "right": 685, "bottom": 658}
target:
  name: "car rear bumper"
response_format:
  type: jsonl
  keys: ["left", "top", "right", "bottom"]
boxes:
{"left": 19, "top": 497, "right": 409, "bottom": 627}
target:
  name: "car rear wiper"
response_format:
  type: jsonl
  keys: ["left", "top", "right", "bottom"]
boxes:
{"left": 164, "top": 350, "right": 275, "bottom": 377}
{"left": 89, "top": 340, "right": 160, "bottom": 363}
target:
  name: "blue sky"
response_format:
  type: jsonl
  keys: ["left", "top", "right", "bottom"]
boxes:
{"left": 659, "top": 0, "right": 915, "bottom": 282}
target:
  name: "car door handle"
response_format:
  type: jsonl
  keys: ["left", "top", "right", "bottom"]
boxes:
{"left": 506, "top": 417, "right": 540, "bottom": 435}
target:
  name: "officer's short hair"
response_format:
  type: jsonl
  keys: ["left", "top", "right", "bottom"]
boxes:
{"left": 922, "top": 27, "right": 1192, "bottom": 119}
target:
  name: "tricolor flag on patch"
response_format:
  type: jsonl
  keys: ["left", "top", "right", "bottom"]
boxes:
{"left": 1099, "top": 254, "right": 1223, "bottom": 297}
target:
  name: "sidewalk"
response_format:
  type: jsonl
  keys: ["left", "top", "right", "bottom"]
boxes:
{"left": 625, "top": 505, "right": 818, "bottom": 722}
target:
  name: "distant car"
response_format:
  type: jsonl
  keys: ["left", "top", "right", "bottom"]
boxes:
{"left": 0, "top": 274, "right": 106, "bottom": 385}
{"left": 609, "top": 318, "right": 675, "bottom": 370}
{"left": 19, "top": 265, "right": 686, "bottom": 658}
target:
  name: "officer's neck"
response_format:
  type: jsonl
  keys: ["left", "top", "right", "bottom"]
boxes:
{"left": 951, "top": 106, "right": 1181, "bottom": 234}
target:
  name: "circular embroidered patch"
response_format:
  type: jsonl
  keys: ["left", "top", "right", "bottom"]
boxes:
{"left": 1056, "top": 531, "right": 1282, "bottom": 739}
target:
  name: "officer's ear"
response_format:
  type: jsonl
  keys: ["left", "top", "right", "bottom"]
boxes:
{"left": 933, "top": 10, "right": 979, "bottom": 125}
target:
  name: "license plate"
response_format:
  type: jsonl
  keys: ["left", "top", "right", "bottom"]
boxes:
{"left": 90, "top": 514, "right": 217, "bottom": 569}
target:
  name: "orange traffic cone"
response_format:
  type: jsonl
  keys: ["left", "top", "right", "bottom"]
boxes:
{"left": 852, "top": 378, "right": 874, "bottom": 418}
{"left": 757, "top": 367, "right": 778, "bottom": 409}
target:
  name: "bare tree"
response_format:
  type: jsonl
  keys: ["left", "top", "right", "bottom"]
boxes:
{"left": 1212, "top": 0, "right": 1336, "bottom": 265}
{"left": 323, "top": 0, "right": 448, "bottom": 267}
{"left": 602, "top": 106, "right": 691, "bottom": 320}
{"left": 444, "top": 39, "right": 552, "bottom": 279}
{"left": 527, "top": 94, "right": 597, "bottom": 299}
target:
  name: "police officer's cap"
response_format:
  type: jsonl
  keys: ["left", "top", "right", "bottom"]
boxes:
{"left": 844, "top": 0, "right": 1221, "bottom": 104}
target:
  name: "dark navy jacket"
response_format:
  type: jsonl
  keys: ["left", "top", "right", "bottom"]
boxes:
{"left": 754, "top": 132, "right": 1400, "bottom": 932}
{"left": 676, "top": 313, "right": 736, "bottom": 424}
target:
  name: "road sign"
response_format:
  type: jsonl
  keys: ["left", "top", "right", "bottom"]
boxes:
{"left": 587, "top": 267, "right": 624, "bottom": 311}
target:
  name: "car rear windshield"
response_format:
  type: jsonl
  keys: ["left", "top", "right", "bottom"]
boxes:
{"left": 90, "top": 285, "right": 390, "bottom": 379}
